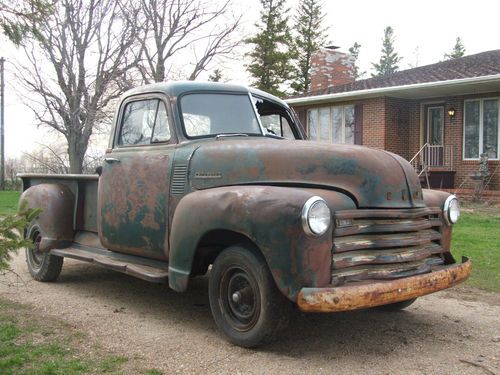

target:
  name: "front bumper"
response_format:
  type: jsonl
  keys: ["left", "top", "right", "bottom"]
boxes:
{"left": 297, "top": 257, "right": 471, "bottom": 312}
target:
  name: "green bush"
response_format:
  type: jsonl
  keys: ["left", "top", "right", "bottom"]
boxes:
{"left": 0, "top": 203, "right": 41, "bottom": 271}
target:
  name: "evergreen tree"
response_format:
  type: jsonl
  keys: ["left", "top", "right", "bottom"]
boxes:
{"left": 372, "top": 26, "right": 401, "bottom": 77}
{"left": 349, "top": 42, "right": 365, "bottom": 80}
{"left": 0, "top": 0, "right": 52, "bottom": 45}
{"left": 246, "top": 0, "right": 295, "bottom": 97}
{"left": 208, "top": 69, "right": 223, "bottom": 82}
{"left": 444, "top": 37, "right": 466, "bottom": 60}
{"left": 0, "top": 203, "right": 41, "bottom": 271}
{"left": 291, "top": 0, "right": 327, "bottom": 94}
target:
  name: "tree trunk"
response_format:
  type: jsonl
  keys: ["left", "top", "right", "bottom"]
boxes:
{"left": 67, "top": 133, "right": 87, "bottom": 174}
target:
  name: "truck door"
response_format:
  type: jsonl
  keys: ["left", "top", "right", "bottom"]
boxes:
{"left": 98, "top": 96, "right": 175, "bottom": 260}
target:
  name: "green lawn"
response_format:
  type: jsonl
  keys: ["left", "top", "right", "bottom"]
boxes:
{"left": 0, "top": 299, "right": 164, "bottom": 374}
{"left": 0, "top": 299, "right": 129, "bottom": 375}
{"left": 452, "top": 211, "right": 500, "bottom": 292}
{"left": 0, "top": 191, "right": 20, "bottom": 216}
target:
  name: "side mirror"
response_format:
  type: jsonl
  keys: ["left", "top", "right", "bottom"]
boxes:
{"left": 95, "top": 166, "right": 102, "bottom": 176}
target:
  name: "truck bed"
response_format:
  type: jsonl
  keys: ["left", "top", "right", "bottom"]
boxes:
{"left": 19, "top": 173, "right": 99, "bottom": 233}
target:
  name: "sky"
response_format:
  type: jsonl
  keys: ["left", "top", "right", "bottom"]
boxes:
{"left": 1, "top": 0, "right": 500, "bottom": 159}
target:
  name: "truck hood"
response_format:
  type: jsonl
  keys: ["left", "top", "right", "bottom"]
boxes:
{"left": 188, "top": 139, "right": 425, "bottom": 208}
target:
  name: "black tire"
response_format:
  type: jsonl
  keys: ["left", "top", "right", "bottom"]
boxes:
{"left": 25, "top": 227, "right": 63, "bottom": 282}
{"left": 208, "top": 245, "right": 290, "bottom": 348}
{"left": 376, "top": 298, "right": 417, "bottom": 311}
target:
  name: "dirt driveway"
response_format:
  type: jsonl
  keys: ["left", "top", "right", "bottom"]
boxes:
{"left": 1, "top": 251, "right": 499, "bottom": 375}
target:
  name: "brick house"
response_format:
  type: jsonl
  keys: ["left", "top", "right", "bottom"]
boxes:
{"left": 287, "top": 48, "right": 500, "bottom": 192}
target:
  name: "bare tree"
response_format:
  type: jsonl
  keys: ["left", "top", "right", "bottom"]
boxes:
{"left": 4, "top": 157, "right": 21, "bottom": 189}
{"left": 15, "top": 0, "right": 138, "bottom": 174}
{"left": 21, "top": 143, "right": 69, "bottom": 174}
{"left": 135, "top": 0, "right": 241, "bottom": 83}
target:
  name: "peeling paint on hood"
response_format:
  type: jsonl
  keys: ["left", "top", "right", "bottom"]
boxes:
{"left": 188, "top": 138, "right": 425, "bottom": 209}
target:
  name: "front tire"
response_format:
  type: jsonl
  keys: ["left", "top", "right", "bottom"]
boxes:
{"left": 376, "top": 298, "right": 417, "bottom": 311}
{"left": 208, "top": 245, "right": 290, "bottom": 347}
{"left": 26, "top": 228, "right": 63, "bottom": 282}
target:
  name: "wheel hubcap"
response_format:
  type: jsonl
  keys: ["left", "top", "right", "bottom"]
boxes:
{"left": 221, "top": 268, "right": 260, "bottom": 331}
{"left": 29, "top": 233, "right": 44, "bottom": 268}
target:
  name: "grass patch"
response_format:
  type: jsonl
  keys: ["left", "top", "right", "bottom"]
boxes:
{"left": 0, "top": 191, "right": 21, "bottom": 216}
{"left": 0, "top": 298, "right": 129, "bottom": 374}
{"left": 452, "top": 210, "right": 500, "bottom": 292}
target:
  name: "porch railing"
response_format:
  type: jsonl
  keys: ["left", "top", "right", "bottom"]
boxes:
{"left": 409, "top": 144, "right": 455, "bottom": 188}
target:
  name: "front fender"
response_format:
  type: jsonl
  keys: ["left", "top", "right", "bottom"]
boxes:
{"left": 422, "top": 188, "right": 455, "bottom": 252}
{"left": 19, "top": 183, "right": 75, "bottom": 251}
{"left": 168, "top": 185, "right": 356, "bottom": 300}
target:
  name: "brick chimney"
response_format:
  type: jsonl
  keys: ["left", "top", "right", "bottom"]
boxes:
{"left": 309, "top": 46, "right": 355, "bottom": 93}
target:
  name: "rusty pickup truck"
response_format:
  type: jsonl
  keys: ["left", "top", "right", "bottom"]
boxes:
{"left": 19, "top": 82, "right": 471, "bottom": 347}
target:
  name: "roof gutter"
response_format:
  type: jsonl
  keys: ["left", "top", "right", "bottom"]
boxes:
{"left": 286, "top": 73, "right": 500, "bottom": 106}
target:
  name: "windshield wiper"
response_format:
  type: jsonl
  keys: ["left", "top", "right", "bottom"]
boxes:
{"left": 215, "top": 133, "right": 250, "bottom": 140}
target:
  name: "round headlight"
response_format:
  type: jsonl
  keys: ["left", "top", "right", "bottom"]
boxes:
{"left": 443, "top": 195, "right": 460, "bottom": 225}
{"left": 302, "top": 196, "right": 331, "bottom": 236}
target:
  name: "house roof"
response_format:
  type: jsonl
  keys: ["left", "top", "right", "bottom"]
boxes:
{"left": 287, "top": 50, "right": 500, "bottom": 106}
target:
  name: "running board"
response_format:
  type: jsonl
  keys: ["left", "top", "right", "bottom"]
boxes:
{"left": 50, "top": 245, "right": 169, "bottom": 283}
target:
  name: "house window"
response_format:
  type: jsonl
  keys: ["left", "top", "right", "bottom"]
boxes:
{"left": 464, "top": 98, "right": 499, "bottom": 159}
{"left": 307, "top": 105, "right": 355, "bottom": 143}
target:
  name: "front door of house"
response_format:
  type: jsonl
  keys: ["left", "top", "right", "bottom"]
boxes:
{"left": 425, "top": 106, "right": 444, "bottom": 166}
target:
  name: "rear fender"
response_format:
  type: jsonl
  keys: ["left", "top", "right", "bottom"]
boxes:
{"left": 19, "top": 183, "right": 75, "bottom": 251}
{"left": 168, "top": 185, "right": 356, "bottom": 300}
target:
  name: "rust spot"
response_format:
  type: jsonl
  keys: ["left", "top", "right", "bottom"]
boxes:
{"left": 297, "top": 258, "right": 471, "bottom": 312}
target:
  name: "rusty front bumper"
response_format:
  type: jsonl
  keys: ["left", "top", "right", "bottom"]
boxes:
{"left": 297, "top": 257, "right": 471, "bottom": 312}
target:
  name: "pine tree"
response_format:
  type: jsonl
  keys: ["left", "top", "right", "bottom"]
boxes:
{"left": 0, "top": 203, "right": 41, "bottom": 271}
{"left": 444, "top": 37, "right": 466, "bottom": 60}
{"left": 208, "top": 69, "right": 223, "bottom": 82}
{"left": 349, "top": 42, "right": 365, "bottom": 80}
{"left": 372, "top": 26, "right": 401, "bottom": 77}
{"left": 246, "top": 0, "right": 295, "bottom": 97}
{"left": 291, "top": 0, "right": 327, "bottom": 94}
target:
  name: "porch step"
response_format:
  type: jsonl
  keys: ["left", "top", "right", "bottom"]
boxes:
{"left": 51, "top": 245, "right": 169, "bottom": 283}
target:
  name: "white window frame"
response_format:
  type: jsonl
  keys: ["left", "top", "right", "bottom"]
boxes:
{"left": 307, "top": 105, "right": 355, "bottom": 144}
{"left": 463, "top": 97, "right": 500, "bottom": 160}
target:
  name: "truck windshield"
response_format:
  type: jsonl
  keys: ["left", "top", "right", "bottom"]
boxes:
{"left": 180, "top": 93, "right": 263, "bottom": 137}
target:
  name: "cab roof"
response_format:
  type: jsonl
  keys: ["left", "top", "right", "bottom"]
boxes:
{"left": 122, "top": 81, "right": 289, "bottom": 107}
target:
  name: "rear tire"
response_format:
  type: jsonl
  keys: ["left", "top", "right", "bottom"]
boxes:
{"left": 25, "top": 227, "right": 63, "bottom": 282}
{"left": 208, "top": 245, "right": 290, "bottom": 347}
{"left": 376, "top": 298, "right": 417, "bottom": 311}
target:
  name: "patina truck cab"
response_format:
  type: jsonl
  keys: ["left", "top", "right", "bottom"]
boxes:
{"left": 19, "top": 82, "right": 471, "bottom": 347}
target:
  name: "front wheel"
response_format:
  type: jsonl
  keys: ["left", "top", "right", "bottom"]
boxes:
{"left": 208, "top": 245, "right": 290, "bottom": 347}
{"left": 26, "top": 228, "right": 63, "bottom": 282}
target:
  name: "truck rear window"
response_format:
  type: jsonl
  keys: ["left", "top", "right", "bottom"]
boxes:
{"left": 180, "top": 93, "right": 262, "bottom": 137}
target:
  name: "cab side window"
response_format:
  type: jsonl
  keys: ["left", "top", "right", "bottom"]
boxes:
{"left": 118, "top": 99, "right": 171, "bottom": 146}
{"left": 252, "top": 96, "right": 297, "bottom": 139}
{"left": 260, "top": 114, "right": 295, "bottom": 139}
{"left": 152, "top": 101, "right": 171, "bottom": 142}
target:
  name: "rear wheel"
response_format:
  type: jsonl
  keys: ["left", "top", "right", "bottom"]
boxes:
{"left": 376, "top": 298, "right": 417, "bottom": 311}
{"left": 26, "top": 228, "right": 63, "bottom": 282}
{"left": 208, "top": 245, "right": 290, "bottom": 347}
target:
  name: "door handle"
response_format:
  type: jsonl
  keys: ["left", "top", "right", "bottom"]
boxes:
{"left": 104, "top": 157, "right": 121, "bottom": 163}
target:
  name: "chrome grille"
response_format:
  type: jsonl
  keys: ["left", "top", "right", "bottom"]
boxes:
{"left": 331, "top": 208, "right": 444, "bottom": 286}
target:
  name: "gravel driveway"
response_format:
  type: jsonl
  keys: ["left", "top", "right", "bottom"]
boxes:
{"left": 1, "top": 251, "right": 499, "bottom": 375}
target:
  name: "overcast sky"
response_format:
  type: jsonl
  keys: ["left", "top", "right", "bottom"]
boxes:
{"left": 1, "top": 0, "right": 500, "bottom": 158}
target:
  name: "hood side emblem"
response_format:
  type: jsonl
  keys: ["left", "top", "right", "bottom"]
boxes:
{"left": 194, "top": 171, "right": 222, "bottom": 179}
